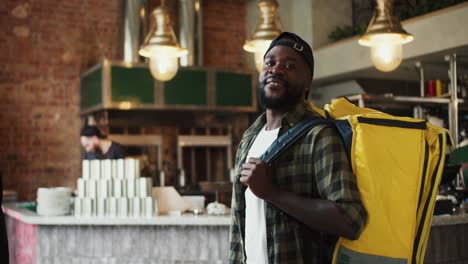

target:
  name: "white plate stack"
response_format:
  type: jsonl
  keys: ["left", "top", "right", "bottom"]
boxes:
{"left": 37, "top": 187, "right": 72, "bottom": 216}
{"left": 75, "top": 159, "right": 156, "bottom": 218}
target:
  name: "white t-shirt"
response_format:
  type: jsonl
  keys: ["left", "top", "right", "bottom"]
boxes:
{"left": 244, "top": 124, "right": 280, "bottom": 264}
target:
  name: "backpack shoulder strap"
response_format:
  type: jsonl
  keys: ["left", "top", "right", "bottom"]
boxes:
{"left": 260, "top": 117, "right": 332, "bottom": 164}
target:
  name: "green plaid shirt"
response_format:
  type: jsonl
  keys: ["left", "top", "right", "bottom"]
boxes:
{"left": 229, "top": 101, "right": 367, "bottom": 264}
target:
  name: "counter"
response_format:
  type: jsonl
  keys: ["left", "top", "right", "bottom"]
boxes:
{"left": 431, "top": 213, "right": 468, "bottom": 226}
{"left": 424, "top": 213, "right": 468, "bottom": 264}
{"left": 3, "top": 203, "right": 230, "bottom": 226}
{"left": 3, "top": 203, "right": 230, "bottom": 264}
{"left": 4, "top": 203, "right": 468, "bottom": 264}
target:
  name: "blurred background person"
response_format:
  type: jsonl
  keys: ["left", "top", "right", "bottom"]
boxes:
{"left": 80, "top": 125, "right": 125, "bottom": 160}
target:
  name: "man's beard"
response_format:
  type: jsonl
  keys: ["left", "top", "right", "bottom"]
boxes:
{"left": 258, "top": 80, "right": 303, "bottom": 110}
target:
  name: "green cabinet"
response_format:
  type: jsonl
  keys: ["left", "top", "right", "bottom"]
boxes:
{"left": 80, "top": 60, "right": 256, "bottom": 114}
{"left": 164, "top": 68, "right": 207, "bottom": 106}
{"left": 111, "top": 66, "right": 155, "bottom": 104}
{"left": 80, "top": 66, "right": 103, "bottom": 109}
{"left": 216, "top": 72, "right": 253, "bottom": 107}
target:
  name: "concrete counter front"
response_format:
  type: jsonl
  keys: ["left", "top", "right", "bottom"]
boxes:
{"left": 3, "top": 203, "right": 230, "bottom": 264}
{"left": 424, "top": 213, "right": 468, "bottom": 264}
{"left": 4, "top": 203, "right": 468, "bottom": 264}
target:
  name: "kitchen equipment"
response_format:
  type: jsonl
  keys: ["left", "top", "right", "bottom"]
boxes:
{"left": 152, "top": 186, "right": 190, "bottom": 214}
{"left": 440, "top": 163, "right": 461, "bottom": 185}
{"left": 183, "top": 195, "right": 205, "bottom": 213}
{"left": 434, "top": 199, "right": 453, "bottom": 215}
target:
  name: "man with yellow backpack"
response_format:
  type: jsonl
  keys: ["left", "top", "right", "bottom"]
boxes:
{"left": 229, "top": 32, "right": 367, "bottom": 264}
{"left": 229, "top": 32, "right": 449, "bottom": 264}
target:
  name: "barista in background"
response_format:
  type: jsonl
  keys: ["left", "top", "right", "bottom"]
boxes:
{"left": 80, "top": 125, "right": 125, "bottom": 160}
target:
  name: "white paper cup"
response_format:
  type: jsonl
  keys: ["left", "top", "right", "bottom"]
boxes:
{"left": 125, "top": 159, "right": 136, "bottom": 179}
{"left": 121, "top": 179, "right": 127, "bottom": 197}
{"left": 101, "top": 159, "right": 112, "bottom": 179}
{"left": 118, "top": 198, "right": 128, "bottom": 217}
{"left": 108, "top": 197, "right": 117, "bottom": 217}
{"left": 114, "top": 179, "right": 123, "bottom": 197}
{"left": 132, "top": 198, "right": 141, "bottom": 218}
{"left": 127, "top": 178, "right": 137, "bottom": 198}
{"left": 111, "top": 160, "right": 117, "bottom": 178}
{"left": 82, "top": 198, "right": 93, "bottom": 217}
{"left": 98, "top": 179, "right": 109, "bottom": 198}
{"left": 77, "top": 178, "right": 86, "bottom": 198}
{"left": 117, "top": 159, "right": 125, "bottom": 179}
{"left": 97, "top": 198, "right": 106, "bottom": 217}
{"left": 82, "top": 160, "right": 90, "bottom": 179}
{"left": 144, "top": 197, "right": 154, "bottom": 218}
{"left": 90, "top": 160, "right": 101, "bottom": 179}
{"left": 106, "top": 179, "right": 113, "bottom": 197}
{"left": 87, "top": 180, "right": 98, "bottom": 199}
{"left": 138, "top": 178, "right": 150, "bottom": 198}
{"left": 74, "top": 198, "right": 82, "bottom": 217}
{"left": 135, "top": 159, "right": 141, "bottom": 178}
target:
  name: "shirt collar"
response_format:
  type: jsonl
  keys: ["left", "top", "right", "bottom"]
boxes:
{"left": 245, "top": 100, "right": 320, "bottom": 138}
{"left": 281, "top": 100, "right": 309, "bottom": 128}
{"left": 243, "top": 112, "right": 267, "bottom": 139}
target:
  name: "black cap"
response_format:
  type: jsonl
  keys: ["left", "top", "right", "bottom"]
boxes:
{"left": 264, "top": 32, "right": 314, "bottom": 79}
{"left": 80, "top": 125, "right": 106, "bottom": 139}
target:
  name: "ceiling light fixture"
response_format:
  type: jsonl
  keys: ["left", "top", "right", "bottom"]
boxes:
{"left": 243, "top": 0, "right": 281, "bottom": 72}
{"left": 139, "top": 0, "right": 188, "bottom": 81}
{"left": 359, "top": 0, "right": 414, "bottom": 72}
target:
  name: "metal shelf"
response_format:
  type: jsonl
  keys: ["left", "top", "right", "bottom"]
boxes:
{"left": 345, "top": 94, "right": 465, "bottom": 107}
{"left": 340, "top": 54, "right": 466, "bottom": 146}
{"left": 176, "top": 135, "right": 233, "bottom": 185}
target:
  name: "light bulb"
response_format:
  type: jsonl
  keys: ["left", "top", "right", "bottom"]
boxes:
{"left": 149, "top": 56, "right": 179, "bottom": 81}
{"left": 139, "top": 45, "right": 187, "bottom": 81}
{"left": 244, "top": 40, "right": 272, "bottom": 72}
{"left": 254, "top": 50, "right": 265, "bottom": 72}
{"left": 361, "top": 34, "right": 406, "bottom": 72}
{"left": 370, "top": 42, "right": 402, "bottom": 72}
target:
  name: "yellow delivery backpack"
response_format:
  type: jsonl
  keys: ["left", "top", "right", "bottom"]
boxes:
{"left": 315, "top": 98, "right": 451, "bottom": 264}
{"left": 260, "top": 98, "right": 450, "bottom": 263}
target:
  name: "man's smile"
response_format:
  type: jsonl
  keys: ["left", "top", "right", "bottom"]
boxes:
{"left": 264, "top": 76, "right": 288, "bottom": 90}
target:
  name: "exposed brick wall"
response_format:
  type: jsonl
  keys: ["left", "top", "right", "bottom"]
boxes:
{"left": 0, "top": 0, "right": 123, "bottom": 201}
{"left": 150, "top": 0, "right": 249, "bottom": 70}
{"left": 203, "top": 0, "right": 248, "bottom": 70}
{"left": 0, "top": 0, "right": 249, "bottom": 201}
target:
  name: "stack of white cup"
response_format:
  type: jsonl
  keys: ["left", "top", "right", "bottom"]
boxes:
{"left": 75, "top": 159, "right": 157, "bottom": 218}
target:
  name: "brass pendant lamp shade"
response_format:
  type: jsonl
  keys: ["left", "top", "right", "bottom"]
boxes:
{"left": 359, "top": 0, "right": 414, "bottom": 72}
{"left": 243, "top": 0, "right": 281, "bottom": 52}
{"left": 359, "top": 0, "right": 413, "bottom": 47}
{"left": 138, "top": 4, "right": 188, "bottom": 58}
{"left": 244, "top": 0, "right": 282, "bottom": 72}
{"left": 138, "top": 0, "right": 187, "bottom": 81}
